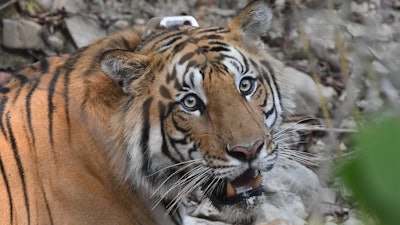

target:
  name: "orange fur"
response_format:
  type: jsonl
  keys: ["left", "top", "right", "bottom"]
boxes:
{"left": 0, "top": 28, "right": 157, "bottom": 225}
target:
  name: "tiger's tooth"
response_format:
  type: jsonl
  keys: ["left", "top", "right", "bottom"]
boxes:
{"left": 252, "top": 173, "right": 261, "bottom": 189}
{"left": 226, "top": 182, "right": 236, "bottom": 198}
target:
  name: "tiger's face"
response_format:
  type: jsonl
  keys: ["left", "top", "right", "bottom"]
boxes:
{"left": 158, "top": 39, "right": 281, "bottom": 209}
{"left": 100, "top": 1, "right": 290, "bottom": 224}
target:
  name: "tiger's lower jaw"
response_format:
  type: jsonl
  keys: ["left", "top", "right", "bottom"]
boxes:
{"left": 206, "top": 168, "right": 264, "bottom": 208}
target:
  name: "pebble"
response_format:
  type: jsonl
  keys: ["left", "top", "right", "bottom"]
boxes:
{"left": 44, "top": 32, "right": 65, "bottom": 53}
{"left": 319, "top": 188, "right": 336, "bottom": 205}
{"left": 35, "top": 0, "right": 53, "bottom": 11}
{"left": 350, "top": 1, "right": 370, "bottom": 14}
{"left": 308, "top": 140, "right": 326, "bottom": 155}
{"left": 2, "top": 19, "right": 43, "bottom": 50}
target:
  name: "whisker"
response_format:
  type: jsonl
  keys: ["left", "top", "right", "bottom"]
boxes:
{"left": 274, "top": 117, "right": 320, "bottom": 137}
{"left": 154, "top": 165, "right": 204, "bottom": 205}
{"left": 146, "top": 159, "right": 203, "bottom": 178}
{"left": 150, "top": 160, "right": 202, "bottom": 198}
{"left": 277, "top": 148, "right": 322, "bottom": 166}
{"left": 165, "top": 168, "right": 211, "bottom": 215}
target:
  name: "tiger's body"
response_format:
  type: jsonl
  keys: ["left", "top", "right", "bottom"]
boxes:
{"left": 0, "top": 1, "right": 293, "bottom": 224}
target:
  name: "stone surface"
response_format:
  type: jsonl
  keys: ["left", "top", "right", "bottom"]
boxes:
{"left": 283, "top": 67, "right": 321, "bottom": 115}
{"left": 52, "top": 0, "right": 87, "bottom": 13}
{"left": 65, "top": 16, "right": 106, "bottom": 48}
{"left": 183, "top": 160, "right": 320, "bottom": 225}
{"left": 264, "top": 159, "right": 321, "bottom": 214}
{"left": 2, "top": 19, "right": 43, "bottom": 50}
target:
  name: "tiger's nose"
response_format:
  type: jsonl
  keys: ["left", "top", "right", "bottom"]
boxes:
{"left": 226, "top": 139, "right": 265, "bottom": 161}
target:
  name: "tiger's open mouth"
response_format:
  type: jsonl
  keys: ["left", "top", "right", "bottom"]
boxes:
{"left": 207, "top": 168, "right": 263, "bottom": 206}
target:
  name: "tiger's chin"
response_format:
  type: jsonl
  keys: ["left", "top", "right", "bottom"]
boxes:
{"left": 207, "top": 168, "right": 263, "bottom": 207}
{"left": 195, "top": 168, "right": 268, "bottom": 224}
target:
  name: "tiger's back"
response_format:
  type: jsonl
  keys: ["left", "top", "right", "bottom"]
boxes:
{"left": 0, "top": 28, "right": 157, "bottom": 225}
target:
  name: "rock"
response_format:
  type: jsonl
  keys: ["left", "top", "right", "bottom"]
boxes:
{"left": 108, "top": 20, "right": 130, "bottom": 33}
{"left": 52, "top": 0, "right": 87, "bottom": 13}
{"left": 0, "top": 47, "right": 33, "bottom": 70}
{"left": 283, "top": 67, "right": 320, "bottom": 115}
{"left": 319, "top": 84, "right": 337, "bottom": 107}
{"left": 264, "top": 160, "right": 321, "bottom": 214}
{"left": 65, "top": 16, "right": 106, "bottom": 48}
{"left": 184, "top": 160, "right": 319, "bottom": 225}
{"left": 2, "top": 19, "right": 44, "bottom": 50}
{"left": 350, "top": 1, "right": 369, "bottom": 14}
{"left": 308, "top": 140, "right": 326, "bottom": 155}
{"left": 134, "top": 18, "right": 146, "bottom": 25}
{"left": 256, "top": 203, "right": 306, "bottom": 225}
{"left": 319, "top": 188, "right": 336, "bottom": 205}
{"left": 0, "top": 71, "right": 12, "bottom": 85}
{"left": 339, "top": 118, "right": 357, "bottom": 131}
{"left": 42, "top": 30, "right": 65, "bottom": 54}
{"left": 35, "top": 0, "right": 53, "bottom": 11}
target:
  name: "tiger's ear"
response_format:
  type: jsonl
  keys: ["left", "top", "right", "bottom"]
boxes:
{"left": 228, "top": 0, "right": 272, "bottom": 42}
{"left": 100, "top": 49, "right": 150, "bottom": 93}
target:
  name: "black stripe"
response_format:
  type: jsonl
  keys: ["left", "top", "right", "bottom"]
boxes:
{"left": 159, "top": 102, "right": 180, "bottom": 163}
{"left": 42, "top": 185, "right": 54, "bottom": 225}
{"left": 196, "top": 27, "right": 226, "bottom": 34}
{"left": 260, "top": 60, "right": 281, "bottom": 100}
{"left": 63, "top": 49, "right": 86, "bottom": 139}
{"left": 201, "top": 34, "right": 222, "bottom": 40}
{"left": 172, "top": 115, "right": 189, "bottom": 133}
{"left": 161, "top": 200, "right": 182, "bottom": 225}
{"left": 12, "top": 74, "right": 28, "bottom": 103}
{"left": 162, "top": 36, "right": 182, "bottom": 48}
{"left": 172, "top": 42, "right": 186, "bottom": 54}
{"left": 264, "top": 106, "right": 275, "bottom": 118}
{"left": 209, "top": 46, "right": 230, "bottom": 52}
{"left": 153, "top": 31, "right": 185, "bottom": 46}
{"left": 0, "top": 86, "right": 10, "bottom": 94}
{"left": 63, "top": 69, "right": 71, "bottom": 141}
{"left": 238, "top": 50, "right": 250, "bottom": 74}
{"left": 178, "top": 52, "right": 195, "bottom": 65}
{"left": 26, "top": 78, "right": 40, "bottom": 147}
{"left": 140, "top": 98, "right": 153, "bottom": 175}
{"left": 40, "top": 58, "right": 49, "bottom": 74}
{"left": 6, "top": 112, "right": 30, "bottom": 224}
{"left": 0, "top": 96, "right": 8, "bottom": 139}
{"left": 208, "top": 41, "right": 229, "bottom": 46}
{"left": 159, "top": 85, "right": 172, "bottom": 99}
{"left": 0, "top": 154, "right": 13, "bottom": 223}
{"left": 48, "top": 69, "right": 62, "bottom": 148}
{"left": 138, "top": 30, "right": 185, "bottom": 51}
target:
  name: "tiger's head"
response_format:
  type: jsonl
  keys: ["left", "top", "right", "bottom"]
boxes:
{"left": 100, "top": 1, "right": 292, "bottom": 223}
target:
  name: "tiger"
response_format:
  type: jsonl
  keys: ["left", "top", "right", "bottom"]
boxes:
{"left": 0, "top": 0, "right": 294, "bottom": 224}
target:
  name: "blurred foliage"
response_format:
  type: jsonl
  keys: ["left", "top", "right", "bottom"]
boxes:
{"left": 339, "top": 116, "right": 400, "bottom": 225}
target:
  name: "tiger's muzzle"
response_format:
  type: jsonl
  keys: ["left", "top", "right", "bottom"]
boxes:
{"left": 204, "top": 139, "right": 277, "bottom": 207}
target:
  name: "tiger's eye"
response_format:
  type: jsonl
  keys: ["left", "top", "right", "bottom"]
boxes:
{"left": 181, "top": 94, "right": 200, "bottom": 111}
{"left": 239, "top": 77, "right": 255, "bottom": 95}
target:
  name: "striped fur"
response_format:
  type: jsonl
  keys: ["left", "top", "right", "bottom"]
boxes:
{"left": 0, "top": 1, "right": 293, "bottom": 224}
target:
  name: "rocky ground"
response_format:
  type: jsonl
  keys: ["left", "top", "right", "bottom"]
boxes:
{"left": 0, "top": 0, "right": 399, "bottom": 224}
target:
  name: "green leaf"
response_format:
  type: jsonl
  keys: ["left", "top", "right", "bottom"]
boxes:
{"left": 340, "top": 117, "right": 400, "bottom": 225}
